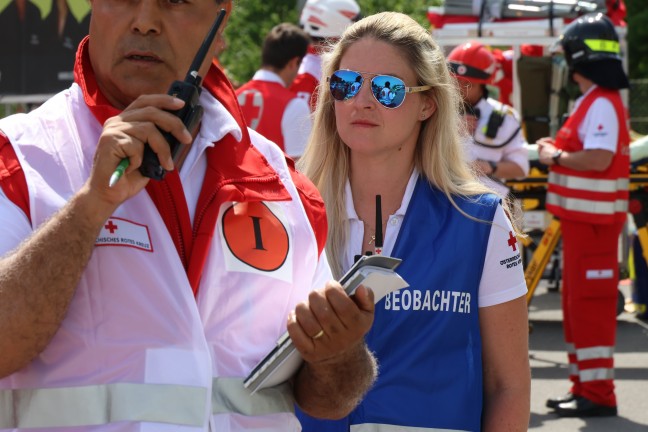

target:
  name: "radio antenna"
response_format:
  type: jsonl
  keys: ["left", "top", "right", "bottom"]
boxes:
{"left": 374, "top": 195, "right": 383, "bottom": 255}
{"left": 185, "top": 8, "right": 227, "bottom": 86}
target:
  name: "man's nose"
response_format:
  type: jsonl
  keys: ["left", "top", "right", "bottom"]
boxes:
{"left": 132, "top": 0, "right": 162, "bottom": 35}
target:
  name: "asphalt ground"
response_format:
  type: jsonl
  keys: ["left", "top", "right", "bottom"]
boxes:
{"left": 527, "top": 279, "right": 648, "bottom": 431}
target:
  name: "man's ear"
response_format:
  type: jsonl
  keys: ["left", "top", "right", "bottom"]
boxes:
{"left": 217, "top": 0, "right": 233, "bottom": 30}
{"left": 289, "top": 56, "right": 302, "bottom": 71}
{"left": 224, "top": 0, "right": 233, "bottom": 18}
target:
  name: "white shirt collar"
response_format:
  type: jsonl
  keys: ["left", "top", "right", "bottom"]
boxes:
{"left": 195, "top": 88, "right": 243, "bottom": 146}
{"left": 251, "top": 69, "right": 287, "bottom": 87}
{"left": 344, "top": 168, "right": 419, "bottom": 223}
{"left": 475, "top": 97, "right": 490, "bottom": 111}
{"left": 179, "top": 88, "right": 243, "bottom": 180}
{"left": 573, "top": 84, "right": 599, "bottom": 111}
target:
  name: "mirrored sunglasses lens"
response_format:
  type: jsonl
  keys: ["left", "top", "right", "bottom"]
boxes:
{"left": 330, "top": 70, "right": 363, "bottom": 101}
{"left": 371, "top": 75, "right": 406, "bottom": 108}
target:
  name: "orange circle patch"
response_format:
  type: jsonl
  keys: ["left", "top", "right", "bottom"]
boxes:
{"left": 222, "top": 202, "right": 289, "bottom": 271}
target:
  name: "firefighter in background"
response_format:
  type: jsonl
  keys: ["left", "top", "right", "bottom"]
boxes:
{"left": 0, "top": 0, "right": 49, "bottom": 95}
{"left": 448, "top": 41, "right": 529, "bottom": 198}
{"left": 537, "top": 13, "right": 630, "bottom": 417}
{"left": 45, "top": 0, "right": 92, "bottom": 92}
{"left": 236, "top": 23, "right": 312, "bottom": 158}
{"left": 291, "top": 0, "right": 361, "bottom": 112}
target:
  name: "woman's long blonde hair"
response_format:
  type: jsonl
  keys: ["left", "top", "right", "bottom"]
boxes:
{"left": 298, "top": 12, "right": 519, "bottom": 278}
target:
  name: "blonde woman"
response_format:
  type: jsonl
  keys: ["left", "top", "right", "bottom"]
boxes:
{"left": 297, "top": 12, "right": 530, "bottom": 432}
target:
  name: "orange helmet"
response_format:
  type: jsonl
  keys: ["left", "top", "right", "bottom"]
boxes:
{"left": 447, "top": 42, "right": 497, "bottom": 85}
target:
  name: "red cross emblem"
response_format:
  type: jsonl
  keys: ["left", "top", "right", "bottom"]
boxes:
{"left": 507, "top": 231, "right": 517, "bottom": 252}
{"left": 598, "top": 123, "right": 604, "bottom": 131}
{"left": 104, "top": 220, "right": 118, "bottom": 234}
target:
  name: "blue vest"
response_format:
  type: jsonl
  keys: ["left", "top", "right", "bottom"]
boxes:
{"left": 298, "top": 178, "right": 499, "bottom": 432}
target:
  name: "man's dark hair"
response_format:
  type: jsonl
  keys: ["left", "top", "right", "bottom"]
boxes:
{"left": 261, "top": 23, "right": 311, "bottom": 69}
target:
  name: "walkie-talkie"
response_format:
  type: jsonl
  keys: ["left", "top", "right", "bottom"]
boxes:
{"left": 139, "top": 8, "right": 227, "bottom": 180}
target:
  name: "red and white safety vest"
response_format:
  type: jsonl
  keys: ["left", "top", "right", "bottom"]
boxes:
{"left": 547, "top": 87, "right": 629, "bottom": 225}
{"left": 236, "top": 79, "right": 294, "bottom": 151}
{"left": 0, "top": 37, "right": 329, "bottom": 431}
{"left": 290, "top": 47, "right": 321, "bottom": 112}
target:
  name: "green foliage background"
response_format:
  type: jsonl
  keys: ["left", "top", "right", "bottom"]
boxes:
{"left": 625, "top": 0, "right": 648, "bottom": 78}
{"left": 221, "top": 0, "right": 438, "bottom": 86}
{"left": 221, "top": 0, "right": 646, "bottom": 86}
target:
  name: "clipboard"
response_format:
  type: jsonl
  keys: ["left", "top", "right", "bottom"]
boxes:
{"left": 243, "top": 255, "right": 408, "bottom": 393}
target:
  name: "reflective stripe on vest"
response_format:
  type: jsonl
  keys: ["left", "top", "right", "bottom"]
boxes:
{"left": 351, "top": 424, "right": 470, "bottom": 432}
{"left": 0, "top": 378, "right": 296, "bottom": 428}
{"left": 0, "top": 382, "right": 208, "bottom": 429}
{"left": 546, "top": 192, "right": 628, "bottom": 215}
{"left": 566, "top": 342, "right": 576, "bottom": 355}
{"left": 569, "top": 363, "right": 579, "bottom": 376}
{"left": 580, "top": 368, "right": 615, "bottom": 382}
{"left": 576, "top": 345, "right": 614, "bottom": 361}
{"left": 549, "top": 171, "right": 629, "bottom": 194}
{"left": 211, "top": 377, "right": 294, "bottom": 416}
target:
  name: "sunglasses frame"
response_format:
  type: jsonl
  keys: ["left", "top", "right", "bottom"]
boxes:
{"left": 327, "top": 69, "right": 432, "bottom": 109}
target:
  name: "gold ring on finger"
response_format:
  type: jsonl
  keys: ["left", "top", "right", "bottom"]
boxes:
{"left": 312, "top": 329, "right": 325, "bottom": 340}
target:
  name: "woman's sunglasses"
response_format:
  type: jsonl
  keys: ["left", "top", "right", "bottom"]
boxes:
{"left": 327, "top": 69, "right": 432, "bottom": 109}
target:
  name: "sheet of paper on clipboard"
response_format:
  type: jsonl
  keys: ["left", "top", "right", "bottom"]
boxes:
{"left": 243, "top": 255, "right": 408, "bottom": 393}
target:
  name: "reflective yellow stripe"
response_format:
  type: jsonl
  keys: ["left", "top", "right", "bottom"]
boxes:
{"left": 576, "top": 346, "right": 614, "bottom": 361}
{"left": 0, "top": 383, "right": 208, "bottom": 429}
{"left": 351, "top": 424, "right": 469, "bottom": 432}
{"left": 68, "top": 0, "right": 92, "bottom": 23}
{"left": 584, "top": 39, "right": 620, "bottom": 54}
{"left": 0, "top": 0, "right": 11, "bottom": 14}
{"left": 580, "top": 368, "right": 614, "bottom": 382}
{"left": 547, "top": 192, "right": 627, "bottom": 215}
{"left": 549, "top": 172, "right": 627, "bottom": 193}
{"left": 212, "top": 377, "right": 294, "bottom": 416}
{"left": 29, "top": 0, "right": 52, "bottom": 19}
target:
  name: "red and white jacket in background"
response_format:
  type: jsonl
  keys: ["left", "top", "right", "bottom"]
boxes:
{"left": 547, "top": 86, "right": 630, "bottom": 225}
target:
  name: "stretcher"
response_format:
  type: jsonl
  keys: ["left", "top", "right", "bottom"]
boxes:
{"left": 506, "top": 135, "right": 648, "bottom": 309}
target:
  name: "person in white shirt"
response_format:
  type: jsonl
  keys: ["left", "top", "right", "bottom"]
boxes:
{"left": 448, "top": 41, "right": 529, "bottom": 198}
{"left": 297, "top": 12, "right": 530, "bottom": 432}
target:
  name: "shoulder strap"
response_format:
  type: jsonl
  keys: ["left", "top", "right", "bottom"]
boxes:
{"left": 473, "top": 102, "right": 522, "bottom": 148}
{"left": 0, "top": 131, "right": 31, "bottom": 224}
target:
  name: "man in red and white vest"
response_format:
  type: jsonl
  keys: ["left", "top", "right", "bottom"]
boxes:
{"left": 0, "top": 1, "right": 377, "bottom": 430}
{"left": 538, "top": 13, "right": 630, "bottom": 418}
{"left": 236, "top": 23, "right": 311, "bottom": 158}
